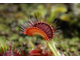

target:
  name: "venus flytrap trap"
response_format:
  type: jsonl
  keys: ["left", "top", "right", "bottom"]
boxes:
{"left": 47, "top": 4, "right": 67, "bottom": 24}
{"left": 29, "top": 44, "right": 53, "bottom": 56}
{"left": 31, "top": 5, "right": 48, "bottom": 20}
{"left": 0, "top": 43, "right": 28, "bottom": 56}
{"left": 0, "top": 39, "right": 27, "bottom": 56}
{"left": 21, "top": 16, "right": 60, "bottom": 56}
{"left": 60, "top": 14, "right": 70, "bottom": 22}
{"left": 0, "top": 45, "right": 21, "bottom": 56}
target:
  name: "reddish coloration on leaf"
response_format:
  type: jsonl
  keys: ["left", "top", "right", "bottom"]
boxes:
{"left": 0, "top": 45, "right": 27, "bottom": 56}
{"left": 24, "top": 27, "right": 49, "bottom": 41}
{"left": 29, "top": 49, "right": 43, "bottom": 56}
{"left": 29, "top": 45, "right": 53, "bottom": 56}
{"left": 21, "top": 18, "right": 56, "bottom": 41}
{"left": 0, "top": 51, "right": 21, "bottom": 56}
{"left": 33, "top": 22, "right": 54, "bottom": 39}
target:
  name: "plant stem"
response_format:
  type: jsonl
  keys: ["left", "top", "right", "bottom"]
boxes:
{"left": 47, "top": 41, "right": 59, "bottom": 56}
{"left": 29, "top": 40, "right": 35, "bottom": 49}
{"left": 51, "top": 41, "right": 59, "bottom": 56}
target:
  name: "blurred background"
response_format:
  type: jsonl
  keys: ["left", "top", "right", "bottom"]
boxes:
{"left": 0, "top": 3, "right": 80, "bottom": 56}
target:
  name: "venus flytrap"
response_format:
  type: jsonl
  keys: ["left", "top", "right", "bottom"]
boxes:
{"left": 21, "top": 17, "right": 60, "bottom": 56}
{"left": 0, "top": 38, "right": 28, "bottom": 56}
{"left": 0, "top": 44, "right": 28, "bottom": 56}
{"left": 47, "top": 4, "right": 67, "bottom": 24}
